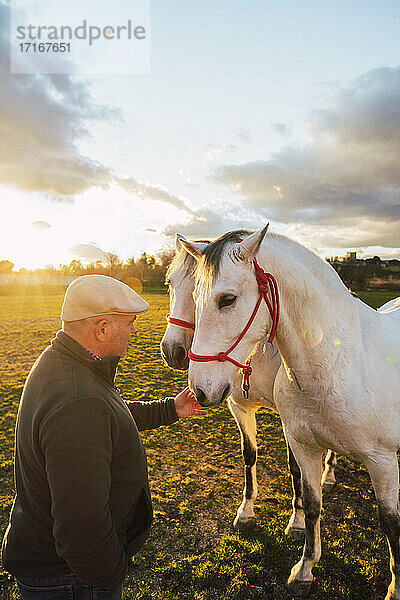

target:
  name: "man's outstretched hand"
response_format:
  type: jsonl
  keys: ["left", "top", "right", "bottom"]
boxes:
{"left": 174, "top": 386, "right": 208, "bottom": 418}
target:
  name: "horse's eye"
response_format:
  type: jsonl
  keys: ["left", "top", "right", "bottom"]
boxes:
{"left": 218, "top": 294, "right": 237, "bottom": 309}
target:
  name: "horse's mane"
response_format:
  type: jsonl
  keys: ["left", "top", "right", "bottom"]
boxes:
{"left": 194, "top": 228, "right": 351, "bottom": 300}
{"left": 195, "top": 229, "right": 253, "bottom": 292}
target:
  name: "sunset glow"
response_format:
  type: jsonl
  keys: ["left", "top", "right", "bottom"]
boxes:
{"left": 1, "top": 0, "right": 399, "bottom": 271}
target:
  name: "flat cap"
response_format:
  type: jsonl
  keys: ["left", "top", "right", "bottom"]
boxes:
{"left": 61, "top": 274, "right": 149, "bottom": 322}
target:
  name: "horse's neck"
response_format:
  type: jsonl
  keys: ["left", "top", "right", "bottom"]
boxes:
{"left": 257, "top": 240, "right": 356, "bottom": 386}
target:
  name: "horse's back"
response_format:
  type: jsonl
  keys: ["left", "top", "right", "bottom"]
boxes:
{"left": 377, "top": 296, "right": 400, "bottom": 344}
{"left": 377, "top": 295, "right": 400, "bottom": 317}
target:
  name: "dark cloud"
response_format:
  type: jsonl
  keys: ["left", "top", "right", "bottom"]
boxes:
{"left": 214, "top": 65, "right": 400, "bottom": 248}
{"left": 31, "top": 220, "right": 51, "bottom": 230}
{"left": 311, "top": 67, "right": 400, "bottom": 146}
{"left": 70, "top": 243, "right": 107, "bottom": 262}
{"left": 0, "top": 3, "right": 118, "bottom": 199}
{"left": 1, "top": 2, "right": 192, "bottom": 216}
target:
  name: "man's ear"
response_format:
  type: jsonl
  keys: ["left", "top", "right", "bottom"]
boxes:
{"left": 234, "top": 224, "right": 269, "bottom": 263}
{"left": 95, "top": 318, "right": 111, "bottom": 341}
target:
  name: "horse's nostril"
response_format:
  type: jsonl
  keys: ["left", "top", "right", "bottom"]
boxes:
{"left": 195, "top": 387, "right": 207, "bottom": 406}
{"left": 174, "top": 346, "right": 187, "bottom": 365}
{"left": 221, "top": 384, "right": 231, "bottom": 404}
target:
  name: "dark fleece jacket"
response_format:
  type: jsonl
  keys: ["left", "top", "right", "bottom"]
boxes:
{"left": 1, "top": 331, "right": 178, "bottom": 589}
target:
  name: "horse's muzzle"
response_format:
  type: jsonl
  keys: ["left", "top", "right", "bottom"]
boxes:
{"left": 194, "top": 384, "right": 231, "bottom": 407}
{"left": 160, "top": 341, "right": 189, "bottom": 371}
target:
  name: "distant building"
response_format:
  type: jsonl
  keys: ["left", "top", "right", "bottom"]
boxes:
{"left": 327, "top": 251, "right": 400, "bottom": 290}
{"left": 327, "top": 251, "right": 359, "bottom": 263}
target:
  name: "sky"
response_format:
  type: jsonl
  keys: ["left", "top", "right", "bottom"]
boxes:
{"left": 0, "top": 0, "right": 399, "bottom": 269}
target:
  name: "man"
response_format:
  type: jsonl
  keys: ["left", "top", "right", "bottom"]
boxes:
{"left": 2, "top": 274, "right": 204, "bottom": 599}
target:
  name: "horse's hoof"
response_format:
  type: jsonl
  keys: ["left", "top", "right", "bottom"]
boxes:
{"left": 322, "top": 481, "right": 337, "bottom": 495}
{"left": 285, "top": 579, "right": 312, "bottom": 597}
{"left": 285, "top": 526, "right": 305, "bottom": 543}
{"left": 233, "top": 515, "right": 256, "bottom": 532}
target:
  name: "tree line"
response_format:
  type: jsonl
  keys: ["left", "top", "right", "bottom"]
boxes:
{"left": 1, "top": 250, "right": 399, "bottom": 291}
{"left": 0, "top": 248, "right": 175, "bottom": 290}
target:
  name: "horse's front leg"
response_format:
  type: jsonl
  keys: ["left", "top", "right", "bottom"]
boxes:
{"left": 228, "top": 397, "right": 258, "bottom": 530}
{"left": 321, "top": 449, "right": 337, "bottom": 493}
{"left": 364, "top": 452, "right": 400, "bottom": 600}
{"left": 284, "top": 443, "right": 305, "bottom": 543}
{"left": 285, "top": 434, "right": 323, "bottom": 598}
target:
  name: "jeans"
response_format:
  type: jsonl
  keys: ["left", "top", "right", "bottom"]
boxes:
{"left": 15, "top": 574, "right": 123, "bottom": 600}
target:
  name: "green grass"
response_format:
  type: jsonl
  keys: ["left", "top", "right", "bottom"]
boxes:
{"left": 355, "top": 289, "right": 400, "bottom": 309}
{"left": 0, "top": 288, "right": 399, "bottom": 599}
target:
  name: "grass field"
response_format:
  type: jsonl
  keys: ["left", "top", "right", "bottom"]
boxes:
{"left": 0, "top": 288, "right": 399, "bottom": 599}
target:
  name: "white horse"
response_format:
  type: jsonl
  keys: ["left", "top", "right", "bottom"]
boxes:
{"left": 181, "top": 226, "right": 400, "bottom": 599}
{"left": 160, "top": 233, "right": 337, "bottom": 539}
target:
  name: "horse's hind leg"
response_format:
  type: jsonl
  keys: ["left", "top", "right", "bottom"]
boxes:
{"left": 321, "top": 449, "right": 337, "bottom": 493}
{"left": 365, "top": 453, "right": 400, "bottom": 600}
{"left": 285, "top": 443, "right": 306, "bottom": 543}
{"left": 228, "top": 398, "right": 258, "bottom": 530}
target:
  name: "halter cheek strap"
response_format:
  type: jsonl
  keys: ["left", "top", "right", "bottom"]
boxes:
{"left": 166, "top": 313, "right": 195, "bottom": 331}
{"left": 188, "top": 256, "right": 279, "bottom": 399}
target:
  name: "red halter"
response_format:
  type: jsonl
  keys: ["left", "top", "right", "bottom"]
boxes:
{"left": 166, "top": 313, "right": 195, "bottom": 331}
{"left": 188, "top": 256, "right": 279, "bottom": 399}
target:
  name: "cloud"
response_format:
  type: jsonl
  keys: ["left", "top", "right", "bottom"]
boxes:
{"left": 116, "top": 176, "right": 196, "bottom": 216}
{"left": 214, "top": 66, "right": 400, "bottom": 248}
{"left": 162, "top": 204, "right": 257, "bottom": 240}
{"left": 286, "top": 219, "right": 400, "bottom": 252}
{"left": 376, "top": 247, "right": 400, "bottom": 260}
{"left": 70, "top": 243, "right": 108, "bottom": 262}
{"left": 204, "top": 144, "right": 224, "bottom": 161}
{"left": 31, "top": 220, "right": 51, "bottom": 230}
{"left": 311, "top": 67, "right": 400, "bottom": 146}
{"left": 1, "top": 1, "right": 193, "bottom": 217}
{"left": 0, "top": 3, "right": 119, "bottom": 200}
{"left": 203, "top": 143, "right": 236, "bottom": 161}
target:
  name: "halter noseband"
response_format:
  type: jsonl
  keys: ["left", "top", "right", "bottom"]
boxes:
{"left": 188, "top": 254, "right": 279, "bottom": 399}
{"left": 166, "top": 313, "right": 195, "bottom": 331}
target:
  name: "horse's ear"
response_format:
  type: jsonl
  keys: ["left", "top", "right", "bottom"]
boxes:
{"left": 175, "top": 233, "right": 187, "bottom": 251}
{"left": 235, "top": 224, "right": 269, "bottom": 263}
{"left": 180, "top": 239, "right": 203, "bottom": 261}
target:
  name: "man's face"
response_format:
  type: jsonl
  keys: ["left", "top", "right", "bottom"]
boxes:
{"left": 107, "top": 314, "right": 137, "bottom": 358}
